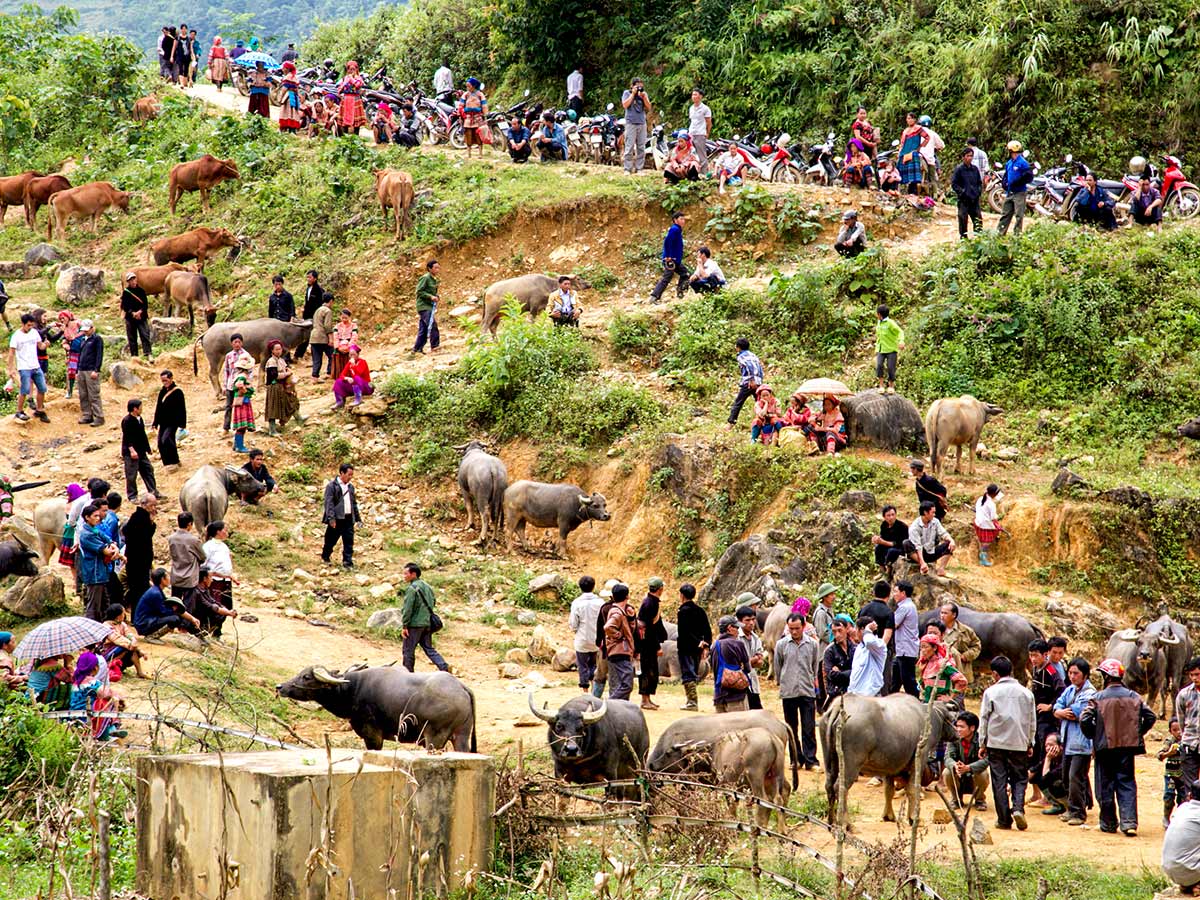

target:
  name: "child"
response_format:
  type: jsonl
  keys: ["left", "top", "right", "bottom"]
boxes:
{"left": 230, "top": 353, "right": 256, "bottom": 453}
{"left": 58, "top": 311, "right": 81, "bottom": 398}
{"left": 942, "top": 710, "right": 989, "bottom": 810}
{"left": 70, "top": 651, "right": 126, "bottom": 740}
{"left": 716, "top": 147, "right": 745, "bottom": 194}
{"left": 874, "top": 303, "right": 905, "bottom": 394}
{"left": 751, "top": 384, "right": 781, "bottom": 445}
{"left": 878, "top": 159, "right": 902, "bottom": 195}
{"left": 973, "top": 483, "right": 1003, "bottom": 566}
{"left": 1161, "top": 717, "right": 1188, "bottom": 827}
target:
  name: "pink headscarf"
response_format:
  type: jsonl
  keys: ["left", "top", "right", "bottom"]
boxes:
{"left": 790, "top": 596, "right": 812, "bottom": 618}
{"left": 66, "top": 483, "right": 87, "bottom": 502}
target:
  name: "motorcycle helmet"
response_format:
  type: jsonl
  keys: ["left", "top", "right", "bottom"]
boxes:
{"left": 567, "top": 109, "right": 577, "bottom": 122}
{"left": 1006, "top": 140, "right": 1023, "bottom": 152}
{"left": 918, "top": 115, "right": 932, "bottom": 127}
{"left": 1128, "top": 155, "right": 1146, "bottom": 175}
{"left": 760, "top": 143, "right": 773, "bottom": 155}
{"left": 1164, "top": 154, "right": 1182, "bottom": 168}
{"left": 671, "top": 128, "right": 689, "bottom": 142}
{"left": 323, "top": 58, "right": 334, "bottom": 68}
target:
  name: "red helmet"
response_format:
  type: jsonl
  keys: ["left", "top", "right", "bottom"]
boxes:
{"left": 1164, "top": 155, "right": 1182, "bottom": 168}
{"left": 760, "top": 143, "right": 773, "bottom": 155}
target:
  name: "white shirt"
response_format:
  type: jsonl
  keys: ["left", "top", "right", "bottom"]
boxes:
{"left": 551, "top": 289, "right": 575, "bottom": 315}
{"left": 696, "top": 258, "right": 725, "bottom": 283}
{"left": 688, "top": 102, "right": 712, "bottom": 136}
{"left": 67, "top": 492, "right": 91, "bottom": 528}
{"left": 340, "top": 480, "right": 353, "bottom": 517}
{"left": 974, "top": 495, "right": 999, "bottom": 530}
{"left": 848, "top": 631, "right": 887, "bottom": 696}
{"left": 9, "top": 328, "right": 40, "bottom": 372}
{"left": 202, "top": 538, "right": 233, "bottom": 578}
{"left": 567, "top": 70, "right": 583, "bottom": 100}
{"left": 1164, "top": 801, "right": 1200, "bottom": 888}
{"left": 717, "top": 150, "right": 742, "bottom": 174}
{"left": 971, "top": 147, "right": 990, "bottom": 178}
{"left": 433, "top": 66, "right": 453, "bottom": 94}
{"left": 567, "top": 591, "right": 605, "bottom": 652}
{"left": 921, "top": 128, "right": 944, "bottom": 165}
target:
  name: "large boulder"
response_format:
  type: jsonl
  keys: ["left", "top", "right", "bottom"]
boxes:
{"left": 0, "top": 261, "right": 27, "bottom": 278}
{"left": 149, "top": 317, "right": 190, "bottom": 346}
{"left": 890, "top": 558, "right": 971, "bottom": 610}
{"left": 1, "top": 572, "right": 65, "bottom": 618}
{"left": 25, "top": 243, "right": 63, "bottom": 267}
{"left": 550, "top": 648, "right": 577, "bottom": 672}
{"left": 1051, "top": 468, "right": 1090, "bottom": 496}
{"left": 697, "top": 534, "right": 806, "bottom": 607}
{"left": 840, "top": 390, "right": 926, "bottom": 452}
{"left": 109, "top": 361, "right": 143, "bottom": 389}
{"left": 55, "top": 265, "right": 105, "bottom": 304}
{"left": 366, "top": 608, "right": 405, "bottom": 630}
{"left": 528, "top": 625, "right": 555, "bottom": 662}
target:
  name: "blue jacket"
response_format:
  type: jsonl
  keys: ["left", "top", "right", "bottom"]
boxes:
{"left": 662, "top": 223, "right": 683, "bottom": 264}
{"left": 77, "top": 523, "right": 113, "bottom": 586}
{"left": 1004, "top": 155, "right": 1032, "bottom": 194}
{"left": 1055, "top": 680, "right": 1096, "bottom": 755}
{"left": 1076, "top": 184, "right": 1114, "bottom": 212}
{"left": 133, "top": 586, "right": 175, "bottom": 632}
{"left": 100, "top": 511, "right": 122, "bottom": 546}
{"left": 538, "top": 123, "right": 566, "bottom": 151}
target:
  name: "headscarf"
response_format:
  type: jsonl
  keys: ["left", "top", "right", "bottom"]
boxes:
{"left": 346, "top": 60, "right": 359, "bottom": 73}
{"left": 348, "top": 344, "right": 361, "bottom": 354}
{"left": 282, "top": 60, "right": 296, "bottom": 74}
{"left": 824, "top": 395, "right": 840, "bottom": 408}
{"left": 248, "top": 37, "right": 260, "bottom": 50}
{"left": 377, "top": 101, "right": 391, "bottom": 115}
{"left": 73, "top": 651, "right": 100, "bottom": 685}
{"left": 0, "top": 631, "right": 12, "bottom": 646}
{"left": 266, "top": 339, "right": 283, "bottom": 355}
{"left": 466, "top": 76, "right": 481, "bottom": 89}
{"left": 790, "top": 596, "right": 812, "bottom": 618}
{"left": 919, "top": 633, "right": 949, "bottom": 661}
{"left": 235, "top": 39, "right": 244, "bottom": 47}
{"left": 213, "top": 36, "right": 222, "bottom": 46}
{"left": 66, "top": 483, "right": 87, "bottom": 503}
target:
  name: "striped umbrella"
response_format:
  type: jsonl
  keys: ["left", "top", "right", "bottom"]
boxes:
{"left": 13, "top": 616, "right": 112, "bottom": 663}
{"left": 230, "top": 51, "right": 280, "bottom": 70}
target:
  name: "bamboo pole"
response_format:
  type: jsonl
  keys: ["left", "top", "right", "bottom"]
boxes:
{"left": 97, "top": 810, "right": 111, "bottom": 900}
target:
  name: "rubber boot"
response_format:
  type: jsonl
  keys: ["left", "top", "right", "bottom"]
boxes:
{"left": 979, "top": 548, "right": 992, "bottom": 567}
{"left": 66, "top": 380, "right": 75, "bottom": 398}
{"left": 590, "top": 680, "right": 605, "bottom": 699}
{"left": 233, "top": 430, "right": 247, "bottom": 453}
{"left": 681, "top": 681, "right": 698, "bottom": 711}
{"left": 268, "top": 421, "right": 279, "bottom": 436}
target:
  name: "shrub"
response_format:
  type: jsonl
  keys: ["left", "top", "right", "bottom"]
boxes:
{"left": 608, "top": 311, "right": 672, "bottom": 366}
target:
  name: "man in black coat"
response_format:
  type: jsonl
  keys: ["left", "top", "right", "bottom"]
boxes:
{"left": 268, "top": 275, "right": 295, "bottom": 322}
{"left": 76, "top": 319, "right": 104, "bottom": 426}
{"left": 675, "top": 582, "right": 711, "bottom": 711}
{"left": 321, "top": 463, "right": 360, "bottom": 568}
{"left": 241, "top": 448, "right": 276, "bottom": 497}
{"left": 120, "top": 272, "right": 153, "bottom": 358}
{"left": 637, "top": 576, "right": 669, "bottom": 710}
{"left": 120, "top": 398, "right": 158, "bottom": 501}
{"left": 121, "top": 494, "right": 159, "bottom": 608}
{"left": 910, "top": 458, "right": 948, "bottom": 520}
{"left": 295, "top": 269, "right": 323, "bottom": 361}
{"left": 951, "top": 147, "right": 984, "bottom": 239}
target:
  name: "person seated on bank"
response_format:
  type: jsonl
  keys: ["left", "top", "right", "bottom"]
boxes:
{"left": 372, "top": 101, "right": 397, "bottom": 145}
{"left": 1074, "top": 173, "right": 1118, "bottom": 231}
{"left": 394, "top": 104, "right": 421, "bottom": 148}
{"left": 715, "top": 145, "right": 745, "bottom": 194}
{"left": 506, "top": 115, "right": 531, "bottom": 163}
{"left": 548, "top": 275, "right": 581, "bottom": 326}
{"left": 663, "top": 138, "right": 700, "bottom": 184}
{"left": 781, "top": 391, "right": 813, "bottom": 436}
{"left": 535, "top": 112, "right": 567, "bottom": 162}
{"left": 689, "top": 246, "right": 726, "bottom": 293}
{"left": 810, "top": 396, "right": 846, "bottom": 456}
{"left": 871, "top": 504, "right": 909, "bottom": 570}
{"left": 907, "top": 500, "right": 955, "bottom": 576}
{"left": 878, "top": 158, "right": 902, "bottom": 195}
{"left": 833, "top": 209, "right": 866, "bottom": 257}
{"left": 1131, "top": 175, "right": 1163, "bottom": 231}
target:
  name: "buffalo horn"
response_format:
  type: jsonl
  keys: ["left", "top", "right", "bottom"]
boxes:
{"left": 577, "top": 494, "right": 590, "bottom": 507}
{"left": 581, "top": 699, "right": 608, "bottom": 724}
{"left": 344, "top": 662, "right": 370, "bottom": 672}
{"left": 527, "top": 691, "right": 557, "bottom": 724}
{"left": 1159, "top": 631, "right": 1181, "bottom": 645}
{"left": 1114, "top": 628, "right": 1140, "bottom": 642}
{"left": 312, "top": 665, "right": 349, "bottom": 684}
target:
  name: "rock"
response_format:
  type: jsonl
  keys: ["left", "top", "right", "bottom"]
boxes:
{"left": 498, "top": 662, "right": 524, "bottom": 679}
{"left": 931, "top": 808, "right": 953, "bottom": 825}
{"left": 366, "top": 608, "right": 405, "bottom": 630}
{"left": 840, "top": 390, "right": 927, "bottom": 452}
{"left": 1099, "top": 485, "right": 1153, "bottom": 510}
{"left": 516, "top": 609, "right": 538, "bottom": 626}
{"left": 0, "top": 572, "right": 65, "bottom": 617}
{"left": 449, "top": 304, "right": 476, "bottom": 318}
{"left": 1051, "top": 468, "right": 1090, "bottom": 497}
{"left": 149, "top": 317, "right": 190, "bottom": 345}
{"left": 283, "top": 607, "right": 306, "bottom": 619}
{"left": 108, "top": 362, "right": 143, "bottom": 389}
{"left": 969, "top": 818, "right": 992, "bottom": 845}
{"left": 1045, "top": 598, "right": 1123, "bottom": 639}
{"left": 55, "top": 265, "right": 105, "bottom": 303}
{"left": 528, "top": 573, "right": 564, "bottom": 597}
{"left": 550, "top": 648, "right": 577, "bottom": 672}
{"left": 838, "top": 490, "right": 876, "bottom": 512}
{"left": 0, "top": 261, "right": 27, "bottom": 278}
{"left": 368, "top": 582, "right": 396, "bottom": 599}
{"left": 698, "top": 534, "right": 808, "bottom": 606}
{"left": 513, "top": 713, "right": 544, "bottom": 727}
{"left": 995, "top": 446, "right": 1020, "bottom": 461}
{"left": 354, "top": 573, "right": 370, "bottom": 586}
{"left": 505, "top": 647, "right": 531, "bottom": 664}
{"left": 25, "top": 243, "right": 63, "bottom": 267}
{"left": 349, "top": 395, "right": 390, "bottom": 418}
{"left": 528, "top": 625, "right": 555, "bottom": 662}
{"left": 292, "top": 568, "right": 315, "bottom": 582}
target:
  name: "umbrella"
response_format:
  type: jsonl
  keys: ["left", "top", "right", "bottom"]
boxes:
{"left": 231, "top": 51, "right": 280, "bottom": 70}
{"left": 13, "top": 616, "right": 113, "bottom": 663}
{"left": 794, "top": 377, "right": 852, "bottom": 397}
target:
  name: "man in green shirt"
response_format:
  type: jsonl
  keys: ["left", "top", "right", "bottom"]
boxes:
{"left": 401, "top": 561, "right": 450, "bottom": 672}
{"left": 413, "top": 260, "right": 441, "bottom": 355}
{"left": 874, "top": 303, "right": 905, "bottom": 394}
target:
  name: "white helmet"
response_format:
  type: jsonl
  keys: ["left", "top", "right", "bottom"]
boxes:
{"left": 1128, "top": 155, "right": 1146, "bottom": 175}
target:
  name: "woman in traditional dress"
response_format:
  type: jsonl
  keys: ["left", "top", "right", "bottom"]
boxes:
{"left": 278, "top": 61, "right": 302, "bottom": 133}
{"left": 461, "top": 77, "right": 488, "bottom": 158}
{"left": 247, "top": 60, "right": 271, "bottom": 118}
{"left": 331, "top": 346, "right": 374, "bottom": 409}
{"left": 898, "top": 112, "right": 928, "bottom": 196}
{"left": 338, "top": 61, "right": 367, "bottom": 136}
{"left": 207, "top": 37, "right": 229, "bottom": 91}
{"left": 263, "top": 340, "right": 302, "bottom": 434}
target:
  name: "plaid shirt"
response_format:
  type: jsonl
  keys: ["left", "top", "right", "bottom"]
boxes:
{"left": 1178, "top": 683, "right": 1200, "bottom": 749}
{"left": 736, "top": 350, "right": 764, "bottom": 387}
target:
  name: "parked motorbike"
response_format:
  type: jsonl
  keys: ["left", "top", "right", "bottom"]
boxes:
{"left": 802, "top": 132, "right": 839, "bottom": 186}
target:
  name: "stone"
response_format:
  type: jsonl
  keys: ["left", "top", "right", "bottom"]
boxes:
{"left": 349, "top": 395, "right": 390, "bottom": 418}
{"left": 505, "top": 647, "right": 531, "bottom": 664}
{"left": 0, "top": 261, "right": 27, "bottom": 278}
{"left": 528, "top": 573, "right": 564, "bottom": 597}
{"left": 838, "top": 490, "right": 876, "bottom": 512}
{"left": 550, "top": 648, "right": 577, "bottom": 672}
{"left": 108, "top": 362, "right": 143, "bottom": 389}
{"left": 516, "top": 609, "right": 538, "bottom": 626}
{"left": 292, "top": 568, "right": 315, "bottom": 582}
{"left": 450, "top": 304, "right": 476, "bottom": 318}
{"left": 368, "top": 582, "right": 396, "bottom": 599}
{"left": 969, "top": 818, "right": 992, "bottom": 845}
{"left": 24, "top": 243, "right": 63, "bottom": 267}
{"left": 1051, "top": 468, "right": 1090, "bottom": 497}
{"left": 354, "top": 573, "right": 370, "bottom": 586}
{"left": 499, "top": 662, "right": 524, "bottom": 679}
{"left": 149, "top": 316, "right": 190, "bottom": 345}
{"left": 698, "top": 533, "right": 808, "bottom": 606}
{"left": 995, "top": 446, "right": 1020, "bottom": 461}
{"left": 282, "top": 607, "right": 305, "bottom": 619}
{"left": 514, "top": 713, "right": 544, "bottom": 727}
{"left": 366, "top": 608, "right": 405, "bottom": 630}
{"left": 1045, "top": 598, "right": 1123, "bottom": 639}
{"left": 0, "top": 572, "right": 65, "bottom": 617}
{"left": 55, "top": 265, "right": 105, "bottom": 303}
{"left": 528, "top": 625, "right": 555, "bottom": 662}
{"left": 1099, "top": 485, "right": 1153, "bottom": 510}
{"left": 840, "top": 390, "right": 927, "bottom": 452}
{"left": 931, "top": 808, "right": 953, "bottom": 825}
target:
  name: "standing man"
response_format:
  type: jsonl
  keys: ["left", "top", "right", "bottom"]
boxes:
{"left": 1027, "top": 638, "right": 1065, "bottom": 809}
{"left": 849, "top": 617, "right": 887, "bottom": 696}
{"left": 168, "top": 511, "right": 205, "bottom": 608}
{"left": 268, "top": 275, "right": 295, "bottom": 322}
{"left": 433, "top": 62, "right": 454, "bottom": 99}
{"left": 737, "top": 605, "right": 765, "bottom": 710}
{"left": 979, "top": 655, "right": 1036, "bottom": 831}
{"left": 910, "top": 458, "right": 948, "bottom": 519}
{"left": 401, "top": 562, "right": 450, "bottom": 672}
{"left": 621, "top": 77, "right": 652, "bottom": 174}
{"left": 158, "top": 26, "right": 171, "bottom": 78}
{"left": 413, "top": 260, "right": 440, "bottom": 355}
{"left": 724, "top": 337, "right": 764, "bottom": 429}
{"left": 858, "top": 580, "right": 896, "bottom": 693}
{"left": 221, "top": 333, "right": 245, "bottom": 432}
{"left": 687, "top": 89, "right": 712, "bottom": 174}
{"left": 675, "top": 582, "right": 710, "bottom": 711}
{"left": 649, "top": 211, "right": 689, "bottom": 303}
{"left": 776, "top": 612, "right": 820, "bottom": 769}
{"left": 76, "top": 319, "right": 104, "bottom": 427}
{"left": 296, "top": 269, "right": 324, "bottom": 361}
{"left": 281, "top": 42, "right": 298, "bottom": 63}
{"left": 997, "top": 140, "right": 1032, "bottom": 236}
{"left": 873, "top": 303, "right": 905, "bottom": 395}
{"left": 566, "top": 66, "right": 584, "bottom": 118}
{"left": 568, "top": 575, "right": 604, "bottom": 693}
{"left": 712, "top": 614, "right": 751, "bottom": 713}
{"left": 121, "top": 272, "right": 152, "bottom": 359}
{"left": 941, "top": 602, "right": 981, "bottom": 691}
{"left": 1081, "top": 657, "right": 1157, "bottom": 835}
{"left": 121, "top": 493, "right": 158, "bottom": 608}
{"left": 1177, "top": 658, "right": 1200, "bottom": 798}
{"left": 321, "top": 463, "right": 360, "bottom": 568}
{"left": 1047, "top": 636, "right": 1069, "bottom": 681}
{"left": 822, "top": 615, "right": 856, "bottom": 708}
{"left": 951, "top": 148, "right": 984, "bottom": 239}
{"left": 892, "top": 581, "right": 919, "bottom": 697}
{"left": 811, "top": 583, "right": 836, "bottom": 648}
{"left": 603, "top": 583, "right": 637, "bottom": 701}
{"left": 120, "top": 399, "right": 158, "bottom": 502}
{"left": 637, "top": 577, "right": 668, "bottom": 710}
{"left": 151, "top": 369, "right": 186, "bottom": 472}
{"left": 310, "top": 292, "right": 334, "bottom": 380}
{"left": 7, "top": 313, "right": 50, "bottom": 423}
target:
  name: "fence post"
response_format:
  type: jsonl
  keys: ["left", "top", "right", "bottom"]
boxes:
{"left": 750, "top": 825, "right": 761, "bottom": 899}
{"left": 835, "top": 705, "right": 849, "bottom": 900}
{"left": 97, "top": 808, "right": 111, "bottom": 900}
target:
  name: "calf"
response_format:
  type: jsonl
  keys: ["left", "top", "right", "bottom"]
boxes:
{"left": 23, "top": 174, "right": 71, "bottom": 228}
{"left": 162, "top": 270, "right": 215, "bottom": 333}
{"left": 130, "top": 262, "right": 187, "bottom": 296}
{"left": 373, "top": 168, "right": 414, "bottom": 239}
{"left": 168, "top": 154, "right": 240, "bottom": 214}
{"left": 132, "top": 95, "right": 161, "bottom": 122}
{"left": 47, "top": 181, "right": 131, "bottom": 239}
{"left": 151, "top": 226, "right": 242, "bottom": 270}
{"left": 0, "top": 171, "right": 41, "bottom": 225}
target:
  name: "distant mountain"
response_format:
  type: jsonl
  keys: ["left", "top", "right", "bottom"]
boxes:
{"left": 6, "top": 0, "right": 388, "bottom": 56}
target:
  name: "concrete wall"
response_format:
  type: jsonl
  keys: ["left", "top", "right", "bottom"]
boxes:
{"left": 136, "top": 749, "right": 494, "bottom": 900}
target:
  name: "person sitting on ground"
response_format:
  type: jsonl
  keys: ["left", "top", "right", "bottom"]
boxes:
{"left": 535, "top": 112, "right": 567, "bottom": 162}
{"left": 241, "top": 448, "right": 276, "bottom": 499}
{"left": 1163, "top": 781, "right": 1200, "bottom": 894}
{"left": 974, "top": 483, "right": 1003, "bottom": 567}
{"left": 689, "top": 246, "right": 726, "bottom": 293}
{"left": 878, "top": 158, "right": 902, "bottom": 195}
{"left": 189, "top": 567, "right": 239, "bottom": 639}
{"left": 664, "top": 138, "right": 700, "bottom": 184}
{"left": 871, "top": 504, "right": 909, "bottom": 570}
{"left": 907, "top": 500, "right": 955, "bottom": 576}
{"left": 1131, "top": 175, "right": 1163, "bottom": 231}
{"left": 70, "top": 651, "right": 126, "bottom": 740}
{"left": 750, "top": 384, "right": 782, "bottom": 446}
{"left": 506, "top": 115, "right": 531, "bottom": 163}
{"left": 394, "top": 104, "right": 421, "bottom": 147}
{"left": 0, "top": 631, "right": 27, "bottom": 690}
{"left": 833, "top": 209, "right": 866, "bottom": 257}
{"left": 100, "top": 603, "right": 147, "bottom": 679}
{"left": 373, "top": 101, "right": 397, "bottom": 145}
{"left": 548, "top": 275, "right": 581, "bottom": 326}
{"left": 332, "top": 345, "right": 373, "bottom": 409}
{"left": 716, "top": 146, "right": 745, "bottom": 194}
{"left": 781, "top": 391, "right": 813, "bottom": 437}
{"left": 943, "top": 710, "right": 989, "bottom": 811}
{"left": 133, "top": 567, "right": 200, "bottom": 637}
{"left": 810, "top": 396, "right": 846, "bottom": 456}
{"left": 1074, "top": 173, "right": 1118, "bottom": 231}
{"left": 843, "top": 138, "right": 874, "bottom": 189}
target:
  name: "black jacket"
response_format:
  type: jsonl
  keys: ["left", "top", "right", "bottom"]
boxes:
{"left": 302, "top": 282, "right": 324, "bottom": 319}
{"left": 823, "top": 639, "right": 854, "bottom": 699}
{"left": 121, "top": 414, "right": 152, "bottom": 458}
{"left": 676, "top": 600, "right": 712, "bottom": 656}
{"left": 121, "top": 506, "right": 157, "bottom": 571}
{"left": 322, "top": 478, "right": 360, "bottom": 523}
{"left": 915, "top": 473, "right": 948, "bottom": 516}
{"left": 152, "top": 384, "right": 187, "bottom": 429}
{"left": 951, "top": 163, "right": 982, "bottom": 202}
{"left": 242, "top": 461, "right": 276, "bottom": 494}
{"left": 269, "top": 289, "right": 295, "bottom": 322}
{"left": 637, "top": 593, "right": 669, "bottom": 651}
{"left": 121, "top": 286, "right": 149, "bottom": 320}
{"left": 77, "top": 333, "right": 104, "bottom": 372}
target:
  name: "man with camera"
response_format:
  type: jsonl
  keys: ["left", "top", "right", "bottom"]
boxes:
{"left": 621, "top": 77, "right": 652, "bottom": 174}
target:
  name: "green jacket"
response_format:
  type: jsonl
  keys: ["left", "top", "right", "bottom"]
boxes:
{"left": 402, "top": 578, "right": 436, "bottom": 627}
{"left": 875, "top": 317, "right": 905, "bottom": 354}
{"left": 416, "top": 274, "right": 439, "bottom": 313}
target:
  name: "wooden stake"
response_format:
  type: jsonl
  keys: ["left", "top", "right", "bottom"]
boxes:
{"left": 97, "top": 810, "right": 111, "bottom": 900}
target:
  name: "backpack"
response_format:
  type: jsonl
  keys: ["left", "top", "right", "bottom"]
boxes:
{"left": 714, "top": 640, "right": 750, "bottom": 692}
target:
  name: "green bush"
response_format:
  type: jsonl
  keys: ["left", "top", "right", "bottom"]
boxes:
{"left": 406, "top": 439, "right": 457, "bottom": 477}
{"left": 0, "top": 691, "right": 79, "bottom": 789}
{"left": 608, "top": 311, "right": 673, "bottom": 366}
{"left": 280, "top": 464, "right": 317, "bottom": 485}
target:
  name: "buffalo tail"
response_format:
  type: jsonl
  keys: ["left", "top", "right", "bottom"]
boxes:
{"left": 467, "top": 685, "right": 477, "bottom": 754}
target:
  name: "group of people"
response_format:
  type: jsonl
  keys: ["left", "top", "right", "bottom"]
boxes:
{"left": 156, "top": 24, "right": 201, "bottom": 86}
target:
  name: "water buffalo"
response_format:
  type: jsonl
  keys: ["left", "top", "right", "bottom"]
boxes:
{"left": 179, "top": 464, "right": 267, "bottom": 533}
{"left": 194, "top": 319, "right": 314, "bottom": 397}
{"left": 33, "top": 498, "right": 67, "bottom": 566}
{"left": 528, "top": 692, "right": 648, "bottom": 798}
{"left": 455, "top": 441, "right": 507, "bottom": 544}
{"left": 169, "top": 154, "right": 239, "bottom": 214}
{"left": 152, "top": 226, "right": 243, "bottom": 270}
{"left": 0, "top": 171, "right": 40, "bottom": 224}
{"left": 1106, "top": 623, "right": 1174, "bottom": 715}
{"left": 163, "top": 270, "right": 215, "bottom": 333}
{"left": 924, "top": 395, "right": 1004, "bottom": 476}
{"left": 0, "top": 539, "right": 40, "bottom": 579}
{"left": 918, "top": 605, "right": 1043, "bottom": 685}
{"left": 659, "top": 639, "right": 710, "bottom": 682}
{"left": 503, "top": 480, "right": 610, "bottom": 558}
{"left": 130, "top": 263, "right": 187, "bottom": 296}
{"left": 1146, "top": 615, "right": 1193, "bottom": 713}
{"left": 23, "top": 174, "right": 70, "bottom": 228}
{"left": 711, "top": 729, "right": 791, "bottom": 827}
{"left": 822, "top": 694, "right": 959, "bottom": 826}
{"left": 647, "top": 709, "right": 797, "bottom": 790}
{"left": 373, "top": 169, "right": 414, "bottom": 239}
{"left": 481, "top": 273, "right": 589, "bottom": 335}
{"left": 278, "top": 664, "right": 476, "bottom": 752}
{"left": 1179, "top": 417, "right": 1200, "bottom": 440}
{"left": 761, "top": 601, "right": 791, "bottom": 679}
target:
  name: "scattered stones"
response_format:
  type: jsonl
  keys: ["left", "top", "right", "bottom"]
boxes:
{"left": 55, "top": 265, "right": 105, "bottom": 303}
{"left": 108, "top": 362, "right": 143, "bottom": 389}
{"left": 282, "top": 607, "right": 306, "bottom": 619}
{"left": 838, "top": 490, "right": 876, "bottom": 512}
{"left": 354, "top": 573, "right": 370, "bottom": 585}
{"left": 504, "top": 647, "right": 531, "bottom": 664}
{"left": 367, "top": 582, "right": 396, "bottom": 599}
{"left": 366, "top": 608, "right": 405, "bottom": 630}
{"left": 528, "top": 573, "right": 564, "bottom": 598}
{"left": 498, "top": 662, "right": 524, "bottom": 679}
{"left": 931, "top": 808, "right": 953, "bottom": 825}
{"left": 995, "top": 446, "right": 1020, "bottom": 461}
{"left": 0, "top": 261, "right": 27, "bottom": 278}
{"left": 551, "top": 648, "right": 577, "bottom": 672}
{"left": 528, "top": 625, "right": 555, "bottom": 662}
{"left": 969, "top": 818, "right": 992, "bottom": 845}
{"left": 513, "top": 713, "right": 543, "bottom": 727}
{"left": 149, "top": 316, "right": 190, "bottom": 345}
{"left": 1051, "top": 468, "right": 1090, "bottom": 496}
{"left": 349, "top": 395, "right": 389, "bottom": 418}
{"left": 292, "top": 568, "right": 315, "bottom": 582}
{"left": 516, "top": 609, "right": 538, "bottom": 626}
{"left": 1099, "top": 485, "right": 1153, "bottom": 510}
{"left": 0, "top": 572, "right": 65, "bottom": 618}
{"left": 25, "top": 243, "right": 63, "bottom": 267}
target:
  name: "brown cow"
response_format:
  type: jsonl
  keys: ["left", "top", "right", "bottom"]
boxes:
{"left": 23, "top": 174, "right": 71, "bottom": 228}
{"left": 132, "top": 96, "right": 161, "bottom": 122}
{"left": 373, "top": 169, "right": 414, "bottom": 239}
{"left": 168, "top": 154, "right": 240, "bottom": 214}
{"left": 163, "top": 270, "right": 215, "bottom": 333}
{"left": 47, "top": 181, "right": 132, "bottom": 239}
{"left": 151, "top": 227, "right": 242, "bottom": 270}
{"left": 0, "top": 171, "right": 41, "bottom": 225}
{"left": 130, "top": 262, "right": 187, "bottom": 295}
